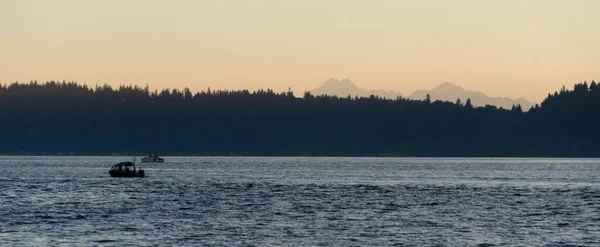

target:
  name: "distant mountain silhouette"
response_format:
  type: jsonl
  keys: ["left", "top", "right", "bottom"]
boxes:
{"left": 311, "top": 78, "right": 402, "bottom": 99}
{"left": 311, "top": 79, "right": 532, "bottom": 109}
{"left": 409, "top": 82, "right": 533, "bottom": 110}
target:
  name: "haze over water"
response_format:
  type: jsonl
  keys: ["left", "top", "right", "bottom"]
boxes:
{"left": 2, "top": 156, "right": 600, "bottom": 246}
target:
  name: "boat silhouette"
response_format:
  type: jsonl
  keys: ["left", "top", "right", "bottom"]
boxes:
{"left": 109, "top": 161, "right": 145, "bottom": 178}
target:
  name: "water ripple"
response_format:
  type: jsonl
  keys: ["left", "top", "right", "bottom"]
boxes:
{"left": 1, "top": 157, "right": 600, "bottom": 246}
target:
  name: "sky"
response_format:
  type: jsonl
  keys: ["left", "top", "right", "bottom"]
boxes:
{"left": 1, "top": 0, "right": 599, "bottom": 101}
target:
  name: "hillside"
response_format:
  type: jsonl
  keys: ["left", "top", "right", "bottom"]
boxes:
{"left": 0, "top": 80, "right": 598, "bottom": 157}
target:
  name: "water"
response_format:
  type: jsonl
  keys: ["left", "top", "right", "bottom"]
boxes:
{"left": 1, "top": 157, "right": 600, "bottom": 246}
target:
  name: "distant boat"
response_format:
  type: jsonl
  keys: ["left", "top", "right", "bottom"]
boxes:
{"left": 109, "top": 161, "right": 145, "bottom": 178}
{"left": 141, "top": 150, "right": 164, "bottom": 163}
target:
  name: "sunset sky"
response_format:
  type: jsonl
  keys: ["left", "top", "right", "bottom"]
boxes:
{"left": 1, "top": 0, "right": 599, "bottom": 101}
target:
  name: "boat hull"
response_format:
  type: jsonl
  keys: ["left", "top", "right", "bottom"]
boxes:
{"left": 141, "top": 158, "right": 164, "bottom": 163}
{"left": 109, "top": 170, "right": 145, "bottom": 178}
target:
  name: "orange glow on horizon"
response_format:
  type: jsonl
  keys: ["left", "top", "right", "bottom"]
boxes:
{"left": 1, "top": 0, "right": 599, "bottom": 102}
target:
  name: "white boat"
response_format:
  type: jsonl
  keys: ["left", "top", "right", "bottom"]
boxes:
{"left": 141, "top": 150, "right": 164, "bottom": 163}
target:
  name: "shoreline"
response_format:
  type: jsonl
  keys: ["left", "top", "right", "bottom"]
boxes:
{"left": 2, "top": 154, "right": 599, "bottom": 158}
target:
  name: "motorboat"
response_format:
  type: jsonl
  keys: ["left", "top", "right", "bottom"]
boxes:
{"left": 109, "top": 161, "right": 145, "bottom": 178}
{"left": 141, "top": 150, "right": 164, "bottom": 163}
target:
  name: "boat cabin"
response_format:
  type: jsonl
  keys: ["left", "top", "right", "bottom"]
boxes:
{"left": 109, "top": 161, "right": 145, "bottom": 177}
{"left": 141, "top": 150, "right": 165, "bottom": 163}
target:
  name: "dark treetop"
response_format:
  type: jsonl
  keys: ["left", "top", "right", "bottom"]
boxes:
{"left": 1, "top": 80, "right": 599, "bottom": 157}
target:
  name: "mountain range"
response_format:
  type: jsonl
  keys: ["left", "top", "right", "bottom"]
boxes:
{"left": 311, "top": 78, "right": 533, "bottom": 110}
{"left": 311, "top": 78, "right": 403, "bottom": 100}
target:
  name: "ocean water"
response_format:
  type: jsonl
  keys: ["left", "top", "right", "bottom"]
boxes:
{"left": 1, "top": 156, "right": 600, "bottom": 246}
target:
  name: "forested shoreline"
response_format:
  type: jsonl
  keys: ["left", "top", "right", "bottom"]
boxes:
{"left": 1, "top": 80, "right": 599, "bottom": 157}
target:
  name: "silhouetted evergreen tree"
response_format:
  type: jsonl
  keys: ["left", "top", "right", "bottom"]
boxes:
{"left": 464, "top": 98, "right": 473, "bottom": 109}
{"left": 455, "top": 98, "right": 463, "bottom": 107}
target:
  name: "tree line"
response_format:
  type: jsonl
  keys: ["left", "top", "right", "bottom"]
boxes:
{"left": 0, "top": 80, "right": 598, "bottom": 157}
